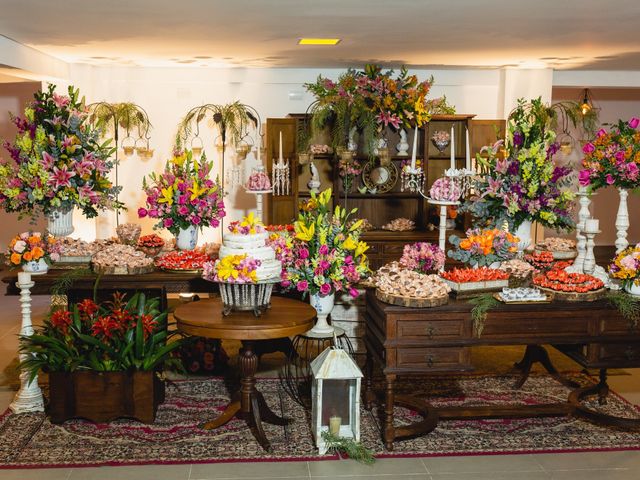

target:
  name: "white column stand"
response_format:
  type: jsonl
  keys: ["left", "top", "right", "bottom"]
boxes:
{"left": 248, "top": 189, "right": 272, "bottom": 223}
{"left": 566, "top": 189, "right": 592, "bottom": 274}
{"left": 427, "top": 199, "right": 459, "bottom": 272}
{"left": 615, "top": 188, "right": 630, "bottom": 254}
{"left": 10, "top": 278, "right": 44, "bottom": 414}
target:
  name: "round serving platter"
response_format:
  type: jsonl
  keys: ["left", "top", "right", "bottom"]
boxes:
{"left": 376, "top": 289, "right": 449, "bottom": 308}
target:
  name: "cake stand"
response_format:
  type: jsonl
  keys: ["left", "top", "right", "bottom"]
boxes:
{"left": 427, "top": 198, "right": 460, "bottom": 270}
{"left": 246, "top": 188, "right": 272, "bottom": 222}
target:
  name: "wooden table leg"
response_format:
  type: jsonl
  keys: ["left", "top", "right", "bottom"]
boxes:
{"left": 514, "top": 345, "right": 580, "bottom": 389}
{"left": 384, "top": 374, "right": 396, "bottom": 451}
{"left": 202, "top": 392, "right": 241, "bottom": 430}
{"left": 364, "top": 349, "right": 374, "bottom": 410}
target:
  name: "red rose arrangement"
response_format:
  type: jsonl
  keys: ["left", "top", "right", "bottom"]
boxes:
{"left": 533, "top": 269, "right": 604, "bottom": 293}
{"left": 155, "top": 250, "right": 211, "bottom": 271}
{"left": 440, "top": 267, "right": 509, "bottom": 283}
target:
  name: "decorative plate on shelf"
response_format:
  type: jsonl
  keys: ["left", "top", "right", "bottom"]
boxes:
{"left": 361, "top": 160, "right": 398, "bottom": 194}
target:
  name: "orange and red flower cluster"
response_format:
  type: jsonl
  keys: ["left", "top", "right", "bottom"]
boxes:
{"left": 7, "top": 231, "right": 60, "bottom": 266}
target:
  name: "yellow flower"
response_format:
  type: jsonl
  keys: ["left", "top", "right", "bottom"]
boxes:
{"left": 355, "top": 241, "right": 369, "bottom": 258}
{"left": 349, "top": 219, "right": 363, "bottom": 232}
{"left": 295, "top": 222, "right": 315, "bottom": 241}
{"left": 158, "top": 186, "right": 174, "bottom": 205}
{"left": 318, "top": 188, "right": 332, "bottom": 206}
{"left": 188, "top": 181, "right": 206, "bottom": 201}
{"left": 172, "top": 153, "right": 187, "bottom": 167}
{"left": 342, "top": 236, "right": 357, "bottom": 251}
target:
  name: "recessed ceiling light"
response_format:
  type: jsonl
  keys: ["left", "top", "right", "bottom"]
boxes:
{"left": 298, "top": 38, "right": 341, "bottom": 46}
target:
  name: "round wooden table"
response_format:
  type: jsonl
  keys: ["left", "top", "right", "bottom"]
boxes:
{"left": 174, "top": 296, "right": 316, "bottom": 451}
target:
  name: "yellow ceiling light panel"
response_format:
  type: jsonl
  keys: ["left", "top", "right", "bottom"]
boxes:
{"left": 298, "top": 38, "right": 341, "bottom": 45}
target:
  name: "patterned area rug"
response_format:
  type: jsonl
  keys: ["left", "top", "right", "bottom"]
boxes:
{"left": 1, "top": 373, "right": 639, "bottom": 468}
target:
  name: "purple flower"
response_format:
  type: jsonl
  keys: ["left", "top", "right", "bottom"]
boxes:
{"left": 546, "top": 142, "right": 560, "bottom": 160}
{"left": 512, "top": 131, "right": 524, "bottom": 148}
{"left": 629, "top": 117, "right": 640, "bottom": 129}
{"left": 299, "top": 248, "right": 309, "bottom": 259}
{"left": 349, "top": 288, "right": 359, "bottom": 298}
{"left": 319, "top": 283, "right": 332, "bottom": 296}
{"left": 138, "top": 207, "right": 148, "bottom": 218}
{"left": 318, "top": 244, "right": 329, "bottom": 255}
{"left": 583, "top": 143, "right": 596, "bottom": 154}
{"left": 596, "top": 128, "right": 607, "bottom": 138}
{"left": 578, "top": 170, "right": 592, "bottom": 187}
{"left": 626, "top": 162, "right": 639, "bottom": 179}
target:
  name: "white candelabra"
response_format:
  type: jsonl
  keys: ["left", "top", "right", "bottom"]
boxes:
{"left": 615, "top": 188, "right": 630, "bottom": 253}
{"left": 272, "top": 131, "right": 290, "bottom": 196}
{"left": 10, "top": 272, "right": 44, "bottom": 414}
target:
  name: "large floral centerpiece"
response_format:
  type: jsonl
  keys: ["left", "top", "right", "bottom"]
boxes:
{"left": 0, "top": 84, "right": 122, "bottom": 221}
{"left": 305, "top": 65, "right": 449, "bottom": 154}
{"left": 578, "top": 118, "right": 640, "bottom": 190}
{"left": 464, "top": 98, "right": 575, "bottom": 233}
{"left": 609, "top": 245, "right": 640, "bottom": 295}
{"left": 448, "top": 228, "right": 519, "bottom": 267}
{"left": 7, "top": 231, "right": 61, "bottom": 273}
{"left": 138, "top": 149, "right": 225, "bottom": 247}
{"left": 399, "top": 242, "right": 445, "bottom": 273}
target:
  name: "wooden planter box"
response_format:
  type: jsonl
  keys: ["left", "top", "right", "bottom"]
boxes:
{"left": 48, "top": 370, "right": 165, "bottom": 424}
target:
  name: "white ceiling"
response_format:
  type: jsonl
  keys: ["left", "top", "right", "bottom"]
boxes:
{"left": 1, "top": 0, "right": 640, "bottom": 70}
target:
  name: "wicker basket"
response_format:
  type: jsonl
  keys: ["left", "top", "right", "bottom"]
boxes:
{"left": 218, "top": 281, "right": 276, "bottom": 316}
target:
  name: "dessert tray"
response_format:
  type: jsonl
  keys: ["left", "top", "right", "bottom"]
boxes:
{"left": 155, "top": 250, "right": 211, "bottom": 272}
{"left": 91, "top": 244, "right": 154, "bottom": 275}
{"left": 374, "top": 264, "right": 450, "bottom": 308}
{"left": 533, "top": 269, "right": 606, "bottom": 302}
{"left": 494, "top": 287, "right": 553, "bottom": 304}
{"left": 440, "top": 267, "right": 510, "bottom": 297}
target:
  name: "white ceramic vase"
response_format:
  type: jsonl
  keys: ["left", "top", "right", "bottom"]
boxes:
{"left": 515, "top": 220, "right": 533, "bottom": 254}
{"left": 175, "top": 225, "right": 198, "bottom": 250}
{"left": 22, "top": 258, "right": 48, "bottom": 275}
{"left": 308, "top": 292, "right": 336, "bottom": 337}
{"left": 396, "top": 129, "right": 409, "bottom": 156}
{"left": 624, "top": 282, "right": 640, "bottom": 297}
{"left": 48, "top": 208, "right": 74, "bottom": 237}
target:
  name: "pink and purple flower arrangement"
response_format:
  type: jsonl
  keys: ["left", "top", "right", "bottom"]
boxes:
{"left": 399, "top": 242, "right": 445, "bottom": 273}
{"left": 138, "top": 149, "right": 225, "bottom": 235}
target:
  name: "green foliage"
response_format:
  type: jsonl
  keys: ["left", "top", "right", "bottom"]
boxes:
{"left": 468, "top": 293, "right": 500, "bottom": 337}
{"left": 88, "top": 102, "right": 152, "bottom": 137}
{"left": 20, "top": 292, "right": 184, "bottom": 384}
{"left": 320, "top": 431, "right": 375, "bottom": 464}
{"left": 606, "top": 290, "right": 640, "bottom": 330}
{"left": 176, "top": 102, "right": 256, "bottom": 148}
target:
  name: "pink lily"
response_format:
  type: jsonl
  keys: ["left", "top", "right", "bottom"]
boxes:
{"left": 52, "top": 93, "right": 70, "bottom": 108}
{"left": 48, "top": 165, "right": 76, "bottom": 190}
{"left": 42, "top": 151, "right": 56, "bottom": 169}
{"left": 78, "top": 184, "right": 99, "bottom": 204}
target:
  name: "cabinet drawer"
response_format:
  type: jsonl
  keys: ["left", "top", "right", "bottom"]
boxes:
{"left": 365, "top": 242, "right": 381, "bottom": 254}
{"left": 396, "top": 347, "right": 470, "bottom": 371}
{"left": 383, "top": 243, "right": 406, "bottom": 254}
{"left": 397, "top": 319, "right": 466, "bottom": 340}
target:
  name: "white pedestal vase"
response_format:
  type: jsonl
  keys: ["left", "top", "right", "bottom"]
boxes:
{"left": 175, "top": 225, "right": 198, "bottom": 250}
{"left": 515, "top": 220, "right": 533, "bottom": 254}
{"left": 615, "top": 188, "right": 630, "bottom": 254}
{"left": 48, "top": 208, "right": 74, "bottom": 237}
{"left": 624, "top": 283, "right": 640, "bottom": 297}
{"left": 308, "top": 292, "right": 343, "bottom": 338}
{"left": 10, "top": 277, "right": 44, "bottom": 414}
{"left": 22, "top": 258, "right": 48, "bottom": 275}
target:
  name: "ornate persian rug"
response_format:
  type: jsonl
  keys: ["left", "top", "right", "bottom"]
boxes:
{"left": 1, "top": 373, "right": 639, "bottom": 468}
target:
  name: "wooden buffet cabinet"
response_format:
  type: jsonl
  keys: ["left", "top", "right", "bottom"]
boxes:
{"left": 363, "top": 289, "right": 640, "bottom": 450}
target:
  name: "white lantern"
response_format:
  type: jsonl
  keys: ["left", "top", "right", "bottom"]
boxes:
{"left": 310, "top": 346, "right": 363, "bottom": 454}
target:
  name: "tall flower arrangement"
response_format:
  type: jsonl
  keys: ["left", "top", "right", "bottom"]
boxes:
{"left": 0, "top": 84, "right": 122, "bottom": 218}
{"left": 283, "top": 189, "right": 370, "bottom": 297}
{"left": 578, "top": 118, "right": 640, "bottom": 190}
{"left": 464, "top": 98, "right": 575, "bottom": 231}
{"left": 138, "top": 149, "right": 225, "bottom": 235}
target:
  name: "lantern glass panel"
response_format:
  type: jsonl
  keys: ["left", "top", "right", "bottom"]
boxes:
{"left": 321, "top": 379, "right": 354, "bottom": 428}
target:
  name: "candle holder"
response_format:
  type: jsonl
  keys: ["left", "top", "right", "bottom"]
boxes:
{"left": 566, "top": 189, "right": 594, "bottom": 275}
{"left": 581, "top": 228, "right": 611, "bottom": 286}
{"left": 401, "top": 164, "right": 424, "bottom": 193}
{"left": 272, "top": 157, "right": 290, "bottom": 196}
{"left": 10, "top": 278, "right": 44, "bottom": 414}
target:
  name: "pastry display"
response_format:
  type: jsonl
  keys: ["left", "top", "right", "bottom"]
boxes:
{"left": 116, "top": 222, "right": 142, "bottom": 246}
{"left": 155, "top": 250, "right": 211, "bottom": 272}
{"left": 218, "top": 214, "right": 281, "bottom": 281}
{"left": 374, "top": 262, "right": 450, "bottom": 307}
{"left": 137, "top": 234, "right": 165, "bottom": 257}
{"left": 92, "top": 244, "right": 154, "bottom": 275}
{"left": 381, "top": 217, "right": 415, "bottom": 232}
{"left": 246, "top": 166, "right": 272, "bottom": 191}
{"left": 498, "top": 258, "right": 536, "bottom": 279}
{"left": 524, "top": 251, "right": 555, "bottom": 270}
{"left": 497, "top": 287, "right": 549, "bottom": 303}
{"left": 57, "top": 237, "right": 96, "bottom": 262}
{"left": 429, "top": 177, "right": 462, "bottom": 202}
{"left": 440, "top": 267, "right": 510, "bottom": 294}
{"left": 533, "top": 269, "right": 604, "bottom": 294}
{"left": 535, "top": 237, "right": 577, "bottom": 259}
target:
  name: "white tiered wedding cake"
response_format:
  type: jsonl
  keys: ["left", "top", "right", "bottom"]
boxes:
{"left": 219, "top": 213, "right": 281, "bottom": 281}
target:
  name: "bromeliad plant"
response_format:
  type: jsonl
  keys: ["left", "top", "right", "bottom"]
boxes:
{"left": 19, "top": 293, "right": 182, "bottom": 382}
{"left": 578, "top": 117, "right": 640, "bottom": 190}
{"left": 0, "top": 84, "right": 123, "bottom": 219}
{"left": 138, "top": 149, "right": 225, "bottom": 235}
{"left": 448, "top": 228, "right": 519, "bottom": 267}
{"left": 283, "top": 188, "right": 370, "bottom": 298}
{"left": 464, "top": 98, "right": 575, "bottom": 231}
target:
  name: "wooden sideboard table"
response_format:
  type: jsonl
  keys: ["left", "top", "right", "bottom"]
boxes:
{"left": 174, "top": 296, "right": 315, "bottom": 451}
{"left": 363, "top": 289, "right": 640, "bottom": 450}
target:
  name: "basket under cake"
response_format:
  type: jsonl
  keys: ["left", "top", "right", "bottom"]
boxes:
{"left": 375, "top": 289, "right": 449, "bottom": 308}
{"left": 92, "top": 263, "right": 155, "bottom": 275}
{"left": 217, "top": 281, "right": 277, "bottom": 316}
{"left": 537, "top": 286, "right": 607, "bottom": 302}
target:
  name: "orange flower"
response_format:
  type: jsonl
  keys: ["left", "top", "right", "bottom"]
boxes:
{"left": 31, "top": 246, "right": 44, "bottom": 260}
{"left": 459, "top": 239, "right": 472, "bottom": 250}
{"left": 10, "top": 253, "right": 22, "bottom": 265}
{"left": 22, "top": 251, "right": 33, "bottom": 262}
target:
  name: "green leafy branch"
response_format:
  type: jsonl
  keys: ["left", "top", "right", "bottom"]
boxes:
{"left": 607, "top": 290, "right": 640, "bottom": 331}
{"left": 468, "top": 293, "right": 500, "bottom": 337}
{"left": 320, "top": 431, "right": 375, "bottom": 464}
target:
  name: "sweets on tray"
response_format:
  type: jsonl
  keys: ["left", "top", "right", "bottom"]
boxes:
{"left": 498, "top": 258, "right": 536, "bottom": 279}
{"left": 498, "top": 287, "right": 547, "bottom": 302}
{"left": 155, "top": 250, "right": 212, "bottom": 271}
{"left": 198, "top": 242, "right": 221, "bottom": 259}
{"left": 381, "top": 218, "right": 415, "bottom": 232}
{"left": 524, "top": 250, "right": 555, "bottom": 270}
{"left": 92, "top": 244, "right": 154, "bottom": 274}
{"left": 137, "top": 234, "right": 165, "bottom": 257}
{"left": 58, "top": 238, "right": 96, "bottom": 258}
{"left": 440, "top": 267, "right": 509, "bottom": 283}
{"left": 533, "top": 269, "right": 604, "bottom": 293}
{"left": 536, "top": 237, "right": 576, "bottom": 252}
{"left": 116, "top": 223, "right": 142, "bottom": 246}
{"left": 377, "top": 269, "right": 451, "bottom": 299}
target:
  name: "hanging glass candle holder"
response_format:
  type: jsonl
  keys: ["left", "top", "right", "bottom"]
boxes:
{"left": 121, "top": 136, "right": 135, "bottom": 156}
{"left": 191, "top": 136, "right": 204, "bottom": 158}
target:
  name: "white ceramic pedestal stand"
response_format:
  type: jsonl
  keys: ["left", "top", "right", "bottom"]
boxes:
{"left": 427, "top": 199, "right": 460, "bottom": 272}
{"left": 566, "top": 188, "right": 592, "bottom": 275}
{"left": 615, "top": 188, "right": 630, "bottom": 254}
{"left": 247, "top": 189, "right": 272, "bottom": 223}
{"left": 307, "top": 293, "right": 344, "bottom": 339}
{"left": 582, "top": 229, "right": 610, "bottom": 286}
{"left": 10, "top": 276, "right": 44, "bottom": 414}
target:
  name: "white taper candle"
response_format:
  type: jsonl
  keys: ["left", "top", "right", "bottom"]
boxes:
{"left": 450, "top": 126, "right": 455, "bottom": 170}
{"left": 410, "top": 126, "right": 418, "bottom": 170}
